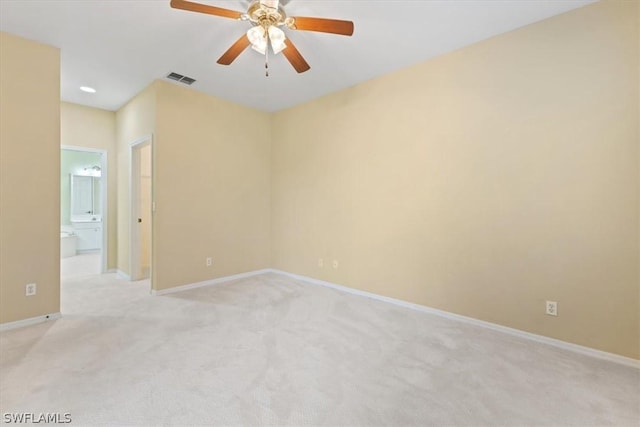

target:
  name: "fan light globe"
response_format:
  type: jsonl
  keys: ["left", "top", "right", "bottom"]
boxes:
{"left": 247, "top": 26, "right": 267, "bottom": 54}
{"left": 248, "top": 24, "right": 287, "bottom": 55}
{"left": 268, "top": 26, "right": 286, "bottom": 54}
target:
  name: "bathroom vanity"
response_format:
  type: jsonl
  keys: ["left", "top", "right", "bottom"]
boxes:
{"left": 72, "top": 219, "right": 102, "bottom": 251}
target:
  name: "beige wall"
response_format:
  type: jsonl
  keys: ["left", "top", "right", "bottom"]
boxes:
{"left": 0, "top": 32, "right": 60, "bottom": 322}
{"left": 115, "top": 83, "right": 157, "bottom": 275}
{"left": 1, "top": 1, "right": 636, "bottom": 359}
{"left": 272, "top": 1, "right": 639, "bottom": 359}
{"left": 114, "top": 80, "right": 271, "bottom": 289}
{"left": 61, "top": 102, "right": 117, "bottom": 269}
{"left": 153, "top": 81, "right": 271, "bottom": 291}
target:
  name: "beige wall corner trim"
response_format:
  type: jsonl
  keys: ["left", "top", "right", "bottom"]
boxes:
{"left": 0, "top": 312, "right": 62, "bottom": 332}
{"left": 151, "top": 269, "right": 273, "bottom": 296}
{"left": 271, "top": 270, "right": 640, "bottom": 369}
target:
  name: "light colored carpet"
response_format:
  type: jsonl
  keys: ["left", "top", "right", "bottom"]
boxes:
{"left": 60, "top": 251, "right": 101, "bottom": 278}
{"left": 0, "top": 272, "right": 638, "bottom": 426}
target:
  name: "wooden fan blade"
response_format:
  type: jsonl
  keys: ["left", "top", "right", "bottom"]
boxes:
{"left": 289, "top": 17, "right": 354, "bottom": 36}
{"left": 170, "top": 0, "right": 243, "bottom": 20}
{"left": 282, "top": 39, "right": 311, "bottom": 73}
{"left": 217, "top": 34, "right": 251, "bottom": 65}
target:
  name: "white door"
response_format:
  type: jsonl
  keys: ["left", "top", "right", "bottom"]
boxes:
{"left": 130, "top": 139, "right": 152, "bottom": 281}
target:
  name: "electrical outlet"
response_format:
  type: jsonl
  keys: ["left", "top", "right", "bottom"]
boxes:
{"left": 332, "top": 260, "right": 339, "bottom": 269}
{"left": 206, "top": 257, "right": 213, "bottom": 267}
{"left": 26, "top": 283, "right": 36, "bottom": 297}
{"left": 546, "top": 301, "right": 558, "bottom": 316}
{"left": 318, "top": 258, "right": 324, "bottom": 268}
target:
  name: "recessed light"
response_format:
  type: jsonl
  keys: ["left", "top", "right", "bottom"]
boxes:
{"left": 80, "top": 86, "right": 96, "bottom": 93}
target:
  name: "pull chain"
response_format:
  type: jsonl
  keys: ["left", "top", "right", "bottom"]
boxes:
{"left": 265, "top": 30, "right": 269, "bottom": 77}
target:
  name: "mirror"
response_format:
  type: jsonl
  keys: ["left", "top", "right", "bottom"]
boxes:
{"left": 70, "top": 174, "right": 101, "bottom": 219}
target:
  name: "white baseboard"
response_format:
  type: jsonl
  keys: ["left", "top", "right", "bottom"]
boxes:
{"left": 116, "top": 269, "right": 130, "bottom": 280}
{"left": 0, "top": 312, "right": 62, "bottom": 332}
{"left": 152, "top": 269, "right": 273, "bottom": 296}
{"left": 270, "top": 269, "right": 640, "bottom": 369}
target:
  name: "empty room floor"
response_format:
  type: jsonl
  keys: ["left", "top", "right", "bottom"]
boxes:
{"left": 60, "top": 251, "right": 101, "bottom": 278}
{"left": 0, "top": 272, "right": 638, "bottom": 426}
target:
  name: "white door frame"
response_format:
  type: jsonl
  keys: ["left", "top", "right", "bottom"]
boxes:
{"left": 129, "top": 135, "right": 153, "bottom": 283}
{"left": 61, "top": 145, "right": 108, "bottom": 273}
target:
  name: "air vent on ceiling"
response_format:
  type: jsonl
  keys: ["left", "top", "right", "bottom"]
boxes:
{"left": 166, "top": 72, "right": 196, "bottom": 85}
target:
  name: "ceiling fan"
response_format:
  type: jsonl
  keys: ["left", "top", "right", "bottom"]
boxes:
{"left": 170, "top": 0, "right": 354, "bottom": 75}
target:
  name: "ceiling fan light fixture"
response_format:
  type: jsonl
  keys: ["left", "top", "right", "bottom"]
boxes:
{"left": 251, "top": 43, "right": 267, "bottom": 55}
{"left": 170, "top": 0, "right": 353, "bottom": 74}
{"left": 247, "top": 26, "right": 267, "bottom": 54}
{"left": 268, "top": 26, "right": 286, "bottom": 54}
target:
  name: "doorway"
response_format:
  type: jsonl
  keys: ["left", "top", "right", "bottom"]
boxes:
{"left": 60, "top": 146, "right": 108, "bottom": 277}
{"left": 130, "top": 137, "right": 153, "bottom": 282}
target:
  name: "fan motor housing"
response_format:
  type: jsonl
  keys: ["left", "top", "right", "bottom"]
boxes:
{"left": 247, "top": 1, "right": 286, "bottom": 27}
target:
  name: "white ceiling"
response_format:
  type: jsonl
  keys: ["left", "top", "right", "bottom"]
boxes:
{"left": 0, "top": 0, "right": 595, "bottom": 113}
